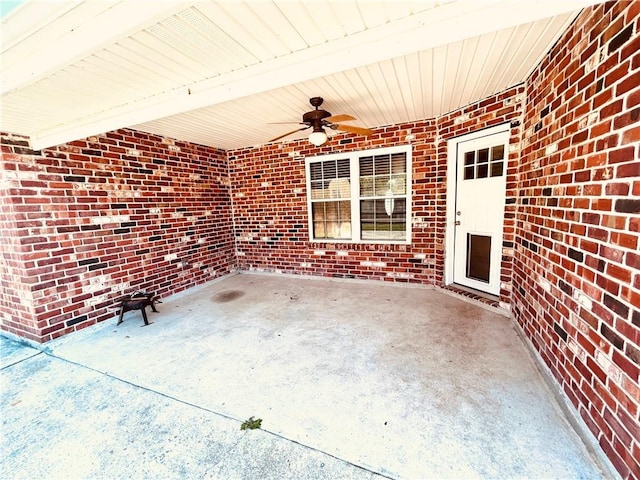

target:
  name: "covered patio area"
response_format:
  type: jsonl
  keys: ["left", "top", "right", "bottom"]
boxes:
{"left": 1, "top": 273, "right": 612, "bottom": 479}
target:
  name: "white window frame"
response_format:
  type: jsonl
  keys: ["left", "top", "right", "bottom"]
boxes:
{"left": 305, "top": 145, "right": 412, "bottom": 245}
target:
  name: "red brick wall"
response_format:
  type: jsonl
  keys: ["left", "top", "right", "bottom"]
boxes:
{"left": 228, "top": 86, "right": 523, "bottom": 303}
{"left": 0, "top": 130, "right": 235, "bottom": 342}
{"left": 229, "top": 122, "right": 437, "bottom": 284}
{"left": 513, "top": 2, "right": 639, "bottom": 478}
{"left": 0, "top": 1, "right": 637, "bottom": 475}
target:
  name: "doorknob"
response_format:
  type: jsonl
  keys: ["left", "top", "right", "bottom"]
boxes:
{"left": 456, "top": 211, "right": 462, "bottom": 216}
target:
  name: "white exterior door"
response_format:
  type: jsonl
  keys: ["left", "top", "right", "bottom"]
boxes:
{"left": 452, "top": 130, "right": 509, "bottom": 295}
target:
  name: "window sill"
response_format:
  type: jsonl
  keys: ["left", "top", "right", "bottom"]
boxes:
{"left": 309, "top": 238, "right": 411, "bottom": 246}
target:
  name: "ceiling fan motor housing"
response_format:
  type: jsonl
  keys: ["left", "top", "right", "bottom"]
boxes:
{"left": 303, "top": 109, "right": 331, "bottom": 132}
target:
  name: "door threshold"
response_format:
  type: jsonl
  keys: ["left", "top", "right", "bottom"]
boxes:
{"left": 450, "top": 283, "right": 499, "bottom": 301}
{"left": 439, "top": 284, "right": 507, "bottom": 315}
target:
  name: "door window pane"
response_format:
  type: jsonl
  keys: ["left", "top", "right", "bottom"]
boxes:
{"left": 464, "top": 166, "right": 474, "bottom": 180}
{"left": 477, "top": 148, "right": 489, "bottom": 164}
{"left": 490, "top": 144, "right": 505, "bottom": 177}
{"left": 491, "top": 145, "right": 504, "bottom": 161}
{"left": 464, "top": 151, "right": 475, "bottom": 165}
{"left": 490, "top": 162, "right": 504, "bottom": 177}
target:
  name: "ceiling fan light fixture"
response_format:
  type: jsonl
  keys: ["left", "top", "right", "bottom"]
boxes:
{"left": 308, "top": 129, "right": 328, "bottom": 146}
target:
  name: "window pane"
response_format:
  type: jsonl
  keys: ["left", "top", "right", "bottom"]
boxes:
{"left": 359, "top": 152, "right": 407, "bottom": 197}
{"left": 322, "top": 161, "right": 336, "bottom": 178}
{"left": 490, "top": 162, "right": 504, "bottom": 177}
{"left": 373, "top": 154, "right": 391, "bottom": 175}
{"left": 360, "top": 156, "right": 374, "bottom": 176}
{"left": 360, "top": 176, "right": 374, "bottom": 196}
{"left": 312, "top": 201, "right": 351, "bottom": 239}
{"left": 327, "top": 178, "right": 350, "bottom": 199}
{"left": 375, "top": 176, "right": 391, "bottom": 196}
{"left": 310, "top": 180, "right": 325, "bottom": 199}
{"left": 337, "top": 159, "right": 350, "bottom": 178}
{"left": 310, "top": 163, "right": 322, "bottom": 181}
{"left": 310, "top": 159, "right": 350, "bottom": 200}
{"left": 477, "top": 164, "right": 488, "bottom": 179}
{"left": 360, "top": 198, "right": 406, "bottom": 241}
{"left": 391, "top": 153, "right": 406, "bottom": 173}
{"left": 390, "top": 174, "right": 406, "bottom": 194}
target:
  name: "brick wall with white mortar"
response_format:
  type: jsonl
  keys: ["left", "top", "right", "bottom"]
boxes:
{"left": 228, "top": 86, "right": 523, "bottom": 304}
{"left": 228, "top": 120, "right": 438, "bottom": 285}
{"left": 513, "top": 2, "right": 639, "bottom": 477}
{"left": 0, "top": 129, "right": 236, "bottom": 342}
{"left": 0, "top": 1, "right": 637, "bottom": 475}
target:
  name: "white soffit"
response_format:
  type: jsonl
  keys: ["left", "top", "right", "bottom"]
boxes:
{"left": 0, "top": 0, "right": 601, "bottom": 151}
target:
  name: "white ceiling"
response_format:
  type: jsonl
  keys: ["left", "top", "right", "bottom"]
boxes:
{"left": 1, "top": 0, "right": 600, "bottom": 151}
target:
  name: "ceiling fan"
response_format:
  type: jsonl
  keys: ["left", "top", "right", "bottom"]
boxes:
{"left": 268, "top": 97, "right": 373, "bottom": 146}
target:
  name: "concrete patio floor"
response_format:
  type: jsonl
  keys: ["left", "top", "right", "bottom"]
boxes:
{"left": 1, "top": 273, "right": 613, "bottom": 479}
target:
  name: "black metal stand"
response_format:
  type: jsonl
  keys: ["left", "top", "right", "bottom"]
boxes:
{"left": 115, "top": 292, "right": 159, "bottom": 326}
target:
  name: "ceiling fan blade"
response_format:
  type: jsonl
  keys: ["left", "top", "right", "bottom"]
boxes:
{"left": 333, "top": 124, "right": 373, "bottom": 136}
{"left": 325, "top": 114, "right": 356, "bottom": 122}
{"left": 268, "top": 126, "right": 309, "bottom": 142}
